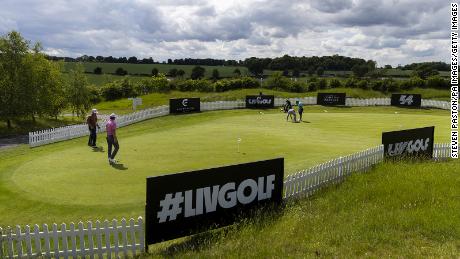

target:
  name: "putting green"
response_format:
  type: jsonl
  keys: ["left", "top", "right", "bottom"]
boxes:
{"left": 9, "top": 107, "right": 450, "bottom": 208}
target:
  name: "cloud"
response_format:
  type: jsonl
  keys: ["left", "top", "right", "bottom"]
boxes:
{"left": 310, "top": 0, "right": 352, "bottom": 13}
{"left": 0, "top": 0, "right": 450, "bottom": 66}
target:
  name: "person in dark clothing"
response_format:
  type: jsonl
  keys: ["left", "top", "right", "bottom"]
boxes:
{"left": 284, "top": 99, "right": 292, "bottom": 112}
{"left": 86, "top": 109, "right": 100, "bottom": 147}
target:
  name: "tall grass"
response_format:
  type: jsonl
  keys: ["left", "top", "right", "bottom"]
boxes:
{"left": 146, "top": 159, "right": 460, "bottom": 258}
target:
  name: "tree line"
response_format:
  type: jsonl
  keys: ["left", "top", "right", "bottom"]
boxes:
{"left": 48, "top": 53, "right": 449, "bottom": 77}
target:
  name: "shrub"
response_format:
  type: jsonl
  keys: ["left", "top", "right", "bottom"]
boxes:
{"left": 399, "top": 80, "right": 412, "bottom": 91}
{"left": 175, "top": 80, "right": 194, "bottom": 92}
{"left": 137, "top": 74, "right": 170, "bottom": 94}
{"left": 115, "top": 67, "right": 127, "bottom": 76}
{"left": 329, "top": 79, "right": 341, "bottom": 88}
{"left": 194, "top": 79, "right": 214, "bottom": 92}
{"left": 371, "top": 81, "right": 383, "bottom": 91}
{"left": 386, "top": 79, "right": 400, "bottom": 92}
{"left": 426, "top": 76, "right": 449, "bottom": 89}
{"left": 318, "top": 79, "right": 328, "bottom": 89}
{"left": 291, "top": 81, "right": 308, "bottom": 93}
{"left": 101, "top": 82, "right": 123, "bottom": 101}
{"left": 94, "top": 67, "right": 102, "bottom": 74}
{"left": 265, "top": 72, "right": 291, "bottom": 91}
{"left": 357, "top": 80, "right": 370, "bottom": 90}
{"left": 345, "top": 77, "right": 357, "bottom": 88}
{"left": 120, "top": 78, "right": 137, "bottom": 97}
{"left": 88, "top": 85, "right": 102, "bottom": 103}
{"left": 408, "top": 76, "right": 425, "bottom": 89}
{"left": 308, "top": 81, "right": 318, "bottom": 91}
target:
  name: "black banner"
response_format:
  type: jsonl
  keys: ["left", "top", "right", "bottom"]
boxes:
{"left": 170, "top": 98, "right": 200, "bottom": 114}
{"left": 317, "top": 93, "right": 346, "bottom": 105}
{"left": 391, "top": 94, "right": 422, "bottom": 107}
{"left": 382, "top": 126, "right": 435, "bottom": 159}
{"left": 145, "top": 158, "right": 284, "bottom": 244}
{"left": 245, "top": 95, "right": 275, "bottom": 109}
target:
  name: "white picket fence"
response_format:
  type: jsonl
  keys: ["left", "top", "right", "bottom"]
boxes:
{"left": 28, "top": 97, "right": 450, "bottom": 147}
{"left": 0, "top": 143, "right": 451, "bottom": 258}
{"left": 283, "top": 143, "right": 452, "bottom": 199}
{"left": 0, "top": 217, "right": 144, "bottom": 259}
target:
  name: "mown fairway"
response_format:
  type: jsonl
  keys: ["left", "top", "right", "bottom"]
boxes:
{"left": 0, "top": 106, "right": 450, "bottom": 228}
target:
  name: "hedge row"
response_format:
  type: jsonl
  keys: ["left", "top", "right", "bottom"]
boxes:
{"left": 94, "top": 74, "right": 449, "bottom": 102}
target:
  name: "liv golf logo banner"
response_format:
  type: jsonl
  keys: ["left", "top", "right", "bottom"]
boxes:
{"left": 246, "top": 95, "right": 275, "bottom": 108}
{"left": 317, "top": 93, "right": 346, "bottom": 105}
{"left": 391, "top": 94, "right": 422, "bottom": 107}
{"left": 169, "top": 98, "right": 200, "bottom": 114}
{"left": 145, "top": 158, "right": 284, "bottom": 244}
{"left": 382, "top": 126, "right": 435, "bottom": 159}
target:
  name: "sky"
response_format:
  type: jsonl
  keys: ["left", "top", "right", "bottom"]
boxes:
{"left": 0, "top": 0, "right": 451, "bottom": 67}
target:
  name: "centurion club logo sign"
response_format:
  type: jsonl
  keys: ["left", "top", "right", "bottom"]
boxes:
{"left": 391, "top": 94, "right": 422, "bottom": 107}
{"left": 169, "top": 98, "right": 200, "bottom": 114}
{"left": 246, "top": 95, "right": 275, "bottom": 108}
{"left": 317, "top": 93, "right": 346, "bottom": 105}
{"left": 382, "top": 126, "right": 435, "bottom": 159}
{"left": 145, "top": 158, "right": 284, "bottom": 244}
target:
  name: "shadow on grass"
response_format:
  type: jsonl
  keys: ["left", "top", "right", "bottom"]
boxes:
{"left": 91, "top": 146, "right": 104, "bottom": 152}
{"left": 111, "top": 163, "right": 128, "bottom": 170}
{"left": 153, "top": 203, "right": 285, "bottom": 257}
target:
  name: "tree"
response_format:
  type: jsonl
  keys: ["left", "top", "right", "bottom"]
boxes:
{"left": 169, "top": 68, "right": 178, "bottom": 78}
{"left": 128, "top": 56, "right": 138, "bottom": 64}
{"left": 0, "top": 31, "right": 29, "bottom": 127}
{"left": 351, "top": 64, "right": 369, "bottom": 78}
{"left": 115, "top": 67, "right": 127, "bottom": 76}
{"left": 316, "top": 66, "right": 324, "bottom": 77}
{"left": 292, "top": 68, "right": 300, "bottom": 77}
{"left": 307, "top": 67, "right": 315, "bottom": 76}
{"left": 66, "top": 63, "right": 91, "bottom": 118}
{"left": 94, "top": 67, "right": 102, "bottom": 74}
{"left": 176, "top": 69, "right": 185, "bottom": 78}
{"left": 191, "top": 66, "right": 205, "bottom": 79}
{"left": 151, "top": 67, "right": 159, "bottom": 76}
{"left": 211, "top": 69, "right": 220, "bottom": 80}
{"left": 384, "top": 64, "right": 392, "bottom": 69}
{"left": 412, "top": 64, "right": 439, "bottom": 79}
{"left": 265, "top": 72, "right": 291, "bottom": 91}
{"left": 233, "top": 68, "right": 241, "bottom": 77}
{"left": 0, "top": 31, "right": 66, "bottom": 126}
{"left": 282, "top": 69, "right": 289, "bottom": 77}
{"left": 245, "top": 57, "right": 265, "bottom": 76}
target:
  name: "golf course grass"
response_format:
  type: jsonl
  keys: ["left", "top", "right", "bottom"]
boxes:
{"left": 0, "top": 106, "right": 452, "bottom": 229}
{"left": 147, "top": 159, "right": 459, "bottom": 258}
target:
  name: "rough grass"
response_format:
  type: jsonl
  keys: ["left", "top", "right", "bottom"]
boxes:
{"left": 146, "top": 159, "right": 460, "bottom": 258}
{"left": 0, "top": 107, "right": 450, "bottom": 228}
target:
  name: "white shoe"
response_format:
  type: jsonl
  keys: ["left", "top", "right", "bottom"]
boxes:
{"left": 109, "top": 158, "right": 114, "bottom": 164}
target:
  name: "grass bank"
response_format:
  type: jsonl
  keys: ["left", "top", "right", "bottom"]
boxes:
{"left": 147, "top": 159, "right": 460, "bottom": 258}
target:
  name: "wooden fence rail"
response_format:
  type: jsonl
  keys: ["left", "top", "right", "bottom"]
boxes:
{"left": 0, "top": 217, "right": 143, "bottom": 259}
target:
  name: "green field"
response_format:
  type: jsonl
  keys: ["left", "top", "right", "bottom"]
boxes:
{"left": 63, "top": 62, "right": 250, "bottom": 79}
{"left": 62, "top": 62, "right": 449, "bottom": 86}
{"left": 0, "top": 106, "right": 451, "bottom": 228}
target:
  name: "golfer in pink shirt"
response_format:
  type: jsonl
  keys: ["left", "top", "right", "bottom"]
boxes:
{"left": 106, "top": 113, "right": 119, "bottom": 165}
